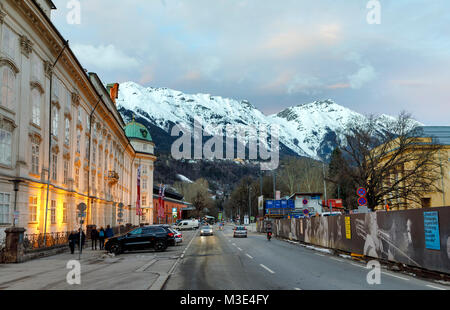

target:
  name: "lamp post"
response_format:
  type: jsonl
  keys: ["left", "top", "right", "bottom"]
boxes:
{"left": 12, "top": 180, "right": 21, "bottom": 227}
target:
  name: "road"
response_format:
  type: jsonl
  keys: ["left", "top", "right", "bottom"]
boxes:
{"left": 164, "top": 224, "right": 449, "bottom": 290}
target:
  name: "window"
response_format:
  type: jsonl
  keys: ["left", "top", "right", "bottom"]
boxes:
{"left": 51, "top": 200, "right": 56, "bottom": 224}
{"left": 0, "top": 128, "right": 12, "bottom": 166}
{"left": 84, "top": 170, "right": 88, "bottom": 192}
{"left": 31, "top": 53, "right": 43, "bottom": 82}
{"left": 142, "top": 165, "right": 147, "bottom": 175}
{"left": 29, "top": 196, "right": 38, "bottom": 222}
{"left": 92, "top": 143, "right": 96, "bottom": 164}
{"left": 31, "top": 88, "right": 41, "bottom": 126}
{"left": 51, "top": 106, "right": 58, "bottom": 137}
{"left": 76, "top": 129, "right": 81, "bottom": 154}
{"left": 0, "top": 193, "right": 11, "bottom": 224}
{"left": 31, "top": 138, "right": 40, "bottom": 175}
{"left": 1, "top": 66, "right": 16, "bottom": 110}
{"left": 52, "top": 76, "right": 60, "bottom": 99}
{"left": 63, "top": 159, "right": 69, "bottom": 185}
{"left": 64, "top": 118, "right": 70, "bottom": 145}
{"left": 129, "top": 227, "right": 143, "bottom": 235}
{"left": 1, "top": 25, "right": 18, "bottom": 60}
{"left": 78, "top": 107, "right": 82, "bottom": 123}
{"left": 51, "top": 153, "right": 57, "bottom": 181}
{"left": 75, "top": 167, "right": 80, "bottom": 189}
{"left": 62, "top": 203, "right": 68, "bottom": 223}
{"left": 142, "top": 179, "right": 147, "bottom": 190}
{"left": 142, "top": 194, "right": 147, "bottom": 206}
{"left": 85, "top": 137, "right": 89, "bottom": 159}
{"left": 86, "top": 115, "right": 90, "bottom": 131}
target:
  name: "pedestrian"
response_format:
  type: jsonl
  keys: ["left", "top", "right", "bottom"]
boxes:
{"left": 90, "top": 227, "right": 99, "bottom": 250}
{"left": 105, "top": 225, "right": 114, "bottom": 239}
{"left": 98, "top": 227, "right": 105, "bottom": 250}
{"left": 77, "top": 228, "right": 86, "bottom": 254}
{"left": 68, "top": 231, "right": 77, "bottom": 254}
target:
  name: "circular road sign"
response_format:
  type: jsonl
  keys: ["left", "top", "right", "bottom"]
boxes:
{"left": 303, "top": 209, "right": 309, "bottom": 215}
{"left": 358, "top": 197, "right": 368, "bottom": 206}
{"left": 118, "top": 203, "right": 124, "bottom": 210}
{"left": 77, "top": 203, "right": 87, "bottom": 212}
{"left": 357, "top": 187, "right": 367, "bottom": 197}
{"left": 117, "top": 212, "right": 124, "bottom": 218}
{"left": 302, "top": 199, "right": 309, "bottom": 205}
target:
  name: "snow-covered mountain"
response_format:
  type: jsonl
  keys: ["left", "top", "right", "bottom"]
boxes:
{"left": 115, "top": 81, "right": 398, "bottom": 161}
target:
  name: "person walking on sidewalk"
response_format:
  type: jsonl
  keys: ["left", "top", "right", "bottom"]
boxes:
{"left": 90, "top": 227, "right": 99, "bottom": 250}
{"left": 98, "top": 227, "right": 105, "bottom": 250}
{"left": 68, "top": 231, "right": 77, "bottom": 254}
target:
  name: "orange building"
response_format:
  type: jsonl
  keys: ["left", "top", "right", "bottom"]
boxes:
{"left": 152, "top": 186, "right": 192, "bottom": 225}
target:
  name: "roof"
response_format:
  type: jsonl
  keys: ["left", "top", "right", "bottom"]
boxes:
{"left": 415, "top": 126, "right": 450, "bottom": 145}
{"left": 288, "top": 193, "right": 323, "bottom": 200}
{"left": 124, "top": 117, "right": 153, "bottom": 142}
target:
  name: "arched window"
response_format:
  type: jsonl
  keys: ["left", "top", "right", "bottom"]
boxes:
{"left": 1, "top": 66, "right": 16, "bottom": 110}
{"left": 64, "top": 117, "right": 70, "bottom": 145}
{"left": 31, "top": 88, "right": 41, "bottom": 126}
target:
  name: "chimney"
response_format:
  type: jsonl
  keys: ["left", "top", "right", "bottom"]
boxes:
{"left": 107, "top": 83, "right": 119, "bottom": 104}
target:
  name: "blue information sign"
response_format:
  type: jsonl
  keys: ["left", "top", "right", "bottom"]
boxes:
{"left": 424, "top": 211, "right": 440, "bottom": 250}
{"left": 288, "top": 200, "right": 295, "bottom": 209}
{"left": 281, "top": 200, "right": 288, "bottom": 208}
{"left": 266, "top": 200, "right": 274, "bottom": 208}
{"left": 275, "top": 200, "right": 281, "bottom": 208}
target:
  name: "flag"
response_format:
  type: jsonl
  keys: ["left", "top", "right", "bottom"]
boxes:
{"left": 158, "top": 184, "right": 163, "bottom": 218}
{"left": 161, "top": 185, "right": 166, "bottom": 219}
{"left": 136, "top": 165, "right": 142, "bottom": 216}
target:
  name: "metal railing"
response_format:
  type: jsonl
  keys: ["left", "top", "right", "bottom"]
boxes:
{"left": 23, "top": 232, "right": 70, "bottom": 252}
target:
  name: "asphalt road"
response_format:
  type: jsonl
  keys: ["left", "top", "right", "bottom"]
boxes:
{"left": 164, "top": 224, "right": 449, "bottom": 290}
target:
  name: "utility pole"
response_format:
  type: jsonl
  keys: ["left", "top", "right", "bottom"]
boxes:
{"left": 322, "top": 161, "right": 328, "bottom": 209}
{"left": 272, "top": 170, "right": 276, "bottom": 199}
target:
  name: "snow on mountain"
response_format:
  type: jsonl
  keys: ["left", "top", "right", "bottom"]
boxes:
{"left": 116, "top": 81, "right": 404, "bottom": 161}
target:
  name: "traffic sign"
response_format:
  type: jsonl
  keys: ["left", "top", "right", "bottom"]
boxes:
{"left": 357, "top": 187, "right": 367, "bottom": 197}
{"left": 358, "top": 197, "right": 368, "bottom": 206}
{"left": 303, "top": 209, "right": 309, "bottom": 215}
{"left": 302, "top": 199, "right": 309, "bottom": 205}
{"left": 77, "top": 203, "right": 87, "bottom": 212}
{"left": 117, "top": 212, "right": 123, "bottom": 218}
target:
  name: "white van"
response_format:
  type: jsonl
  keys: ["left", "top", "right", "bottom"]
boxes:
{"left": 174, "top": 219, "right": 199, "bottom": 231}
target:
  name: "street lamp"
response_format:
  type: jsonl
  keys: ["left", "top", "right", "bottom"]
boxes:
{"left": 12, "top": 180, "right": 21, "bottom": 227}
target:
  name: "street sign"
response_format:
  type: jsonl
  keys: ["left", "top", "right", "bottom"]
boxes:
{"left": 357, "top": 187, "right": 367, "bottom": 197}
{"left": 117, "top": 212, "right": 123, "bottom": 218}
{"left": 358, "top": 197, "right": 368, "bottom": 206}
{"left": 302, "top": 199, "right": 308, "bottom": 205}
{"left": 303, "top": 209, "right": 309, "bottom": 215}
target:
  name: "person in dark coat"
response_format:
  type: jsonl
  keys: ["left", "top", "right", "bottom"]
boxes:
{"left": 105, "top": 225, "right": 114, "bottom": 238}
{"left": 68, "top": 231, "right": 77, "bottom": 254}
{"left": 90, "top": 227, "right": 99, "bottom": 250}
{"left": 77, "top": 228, "right": 86, "bottom": 254}
{"left": 98, "top": 227, "right": 105, "bottom": 250}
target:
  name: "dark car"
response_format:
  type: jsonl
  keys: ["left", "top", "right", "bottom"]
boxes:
{"left": 104, "top": 226, "right": 168, "bottom": 255}
{"left": 156, "top": 224, "right": 177, "bottom": 246}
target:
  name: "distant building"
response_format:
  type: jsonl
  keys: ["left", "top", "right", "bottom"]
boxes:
{"left": 288, "top": 193, "right": 324, "bottom": 215}
{"left": 152, "top": 185, "right": 192, "bottom": 224}
{"left": 373, "top": 126, "right": 450, "bottom": 211}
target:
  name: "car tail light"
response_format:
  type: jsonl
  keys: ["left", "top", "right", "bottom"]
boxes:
{"left": 168, "top": 233, "right": 174, "bottom": 237}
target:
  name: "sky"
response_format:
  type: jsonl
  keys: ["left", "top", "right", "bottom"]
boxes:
{"left": 50, "top": 0, "right": 450, "bottom": 125}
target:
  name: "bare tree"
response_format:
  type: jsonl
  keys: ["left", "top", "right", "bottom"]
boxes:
{"left": 338, "top": 112, "right": 443, "bottom": 210}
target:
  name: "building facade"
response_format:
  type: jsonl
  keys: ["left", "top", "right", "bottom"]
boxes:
{"left": 0, "top": 0, "right": 156, "bottom": 239}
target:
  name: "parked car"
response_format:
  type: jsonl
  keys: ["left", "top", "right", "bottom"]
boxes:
{"left": 233, "top": 226, "right": 247, "bottom": 238}
{"left": 200, "top": 225, "right": 214, "bottom": 236}
{"left": 174, "top": 219, "right": 199, "bottom": 231}
{"left": 156, "top": 224, "right": 177, "bottom": 246}
{"left": 104, "top": 226, "right": 168, "bottom": 255}
{"left": 173, "top": 229, "right": 183, "bottom": 244}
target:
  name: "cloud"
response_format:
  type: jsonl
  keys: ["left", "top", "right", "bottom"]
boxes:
{"left": 71, "top": 44, "right": 140, "bottom": 71}
{"left": 348, "top": 65, "right": 377, "bottom": 89}
{"left": 287, "top": 74, "right": 324, "bottom": 95}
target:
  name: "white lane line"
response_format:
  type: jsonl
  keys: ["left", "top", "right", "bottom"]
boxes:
{"left": 426, "top": 284, "right": 447, "bottom": 290}
{"left": 350, "top": 263, "right": 366, "bottom": 269}
{"left": 330, "top": 257, "right": 344, "bottom": 262}
{"left": 260, "top": 264, "right": 275, "bottom": 274}
{"left": 294, "top": 288, "right": 302, "bottom": 290}
{"left": 246, "top": 254, "right": 254, "bottom": 259}
{"left": 381, "top": 272, "right": 410, "bottom": 281}
{"left": 232, "top": 243, "right": 236, "bottom": 246}
{"left": 237, "top": 247, "right": 243, "bottom": 251}
{"left": 315, "top": 253, "right": 325, "bottom": 257}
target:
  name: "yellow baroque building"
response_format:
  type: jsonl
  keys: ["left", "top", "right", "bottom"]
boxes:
{"left": 0, "top": 0, "right": 156, "bottom": 238}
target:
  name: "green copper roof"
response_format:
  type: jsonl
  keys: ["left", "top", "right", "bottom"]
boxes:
{"left": 124, "top": 117, "right": 153, "bottom": 142}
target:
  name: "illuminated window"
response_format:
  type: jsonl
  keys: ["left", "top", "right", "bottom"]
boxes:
{"left": 62, "top": 203, "right": 68, "bottom": 223}
{"left": 0, "top": 193, "right": 11, "bottom": 224}
{"left": 142, "top": 194, "right": 147, "bottom": 206}
{"left": 63, "top": 159, "right": 69, "bottom": 185}
{"left": 51, "top": 200, "right": 56, "bottom": 224}
{"left": 29, "top": 196, "right": 38, "bottom": 223}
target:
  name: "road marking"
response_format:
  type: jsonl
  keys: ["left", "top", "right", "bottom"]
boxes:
{"left": 381, "top": 272, "right": 410, "bottom": 281}
{"left": 315, "top": 253, "right": 325, "bottom": 257}
{"left": 330, "top": 257, "right": 344, "bottom": 262}
{"left": 246, "top": 254, "right": 253, "bottom": 259}
{"left": 294, "top": 287, "right": 302, "bottom": 290}
{"left": 260, "top": 264, "right": 275, "bottom": 274}
{"left": 237, "top": 247, "right": 243, "bottom": 251}
{"left": 426, "top": 284, "right": 447, "bottom": 290}
{"left": 232, "top": 243, "right": 236, "bottom": 246}
{"left": 168, "top": 229, "right": 198, "bottom": 276}
{"left": 350, "top": 263, "right": 366, "bottom": 269}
